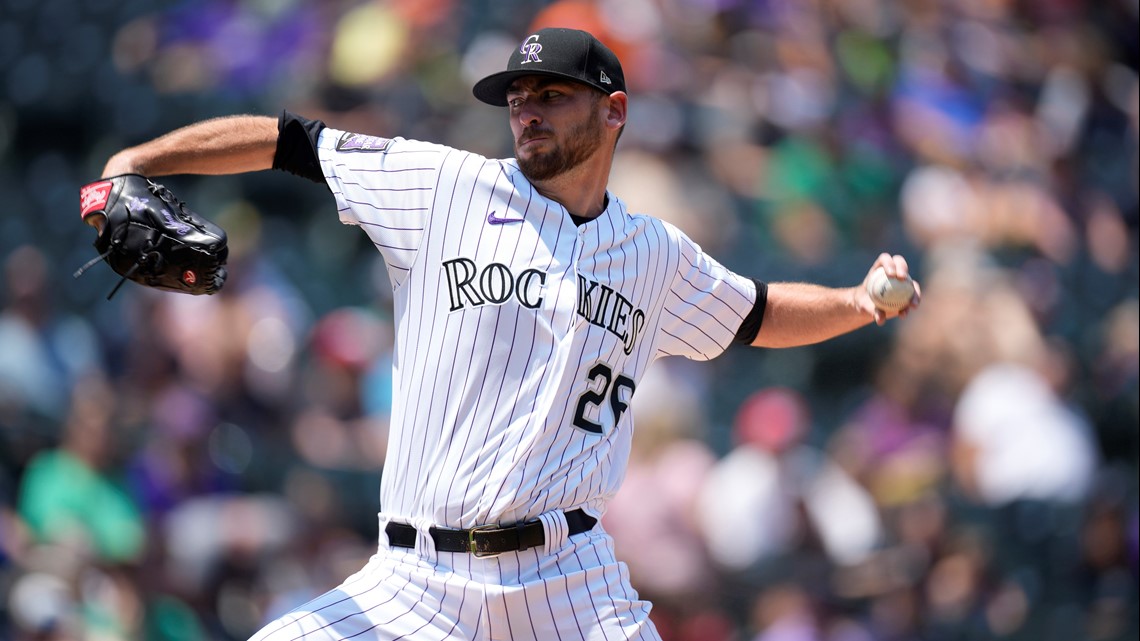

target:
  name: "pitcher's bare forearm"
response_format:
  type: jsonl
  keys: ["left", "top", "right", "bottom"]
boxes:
{"left": 751, "top": 254, "right": 919, "bottom": 348}
{"left": 752, "top": 282, "right": 873, "bottom": 348}
{"left": 102, "top": 115, "right": 279, "bottom": 178}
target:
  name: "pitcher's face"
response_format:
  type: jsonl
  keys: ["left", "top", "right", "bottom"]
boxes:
{"left": 507, "top": 77, "right": 607, "bottom": 182}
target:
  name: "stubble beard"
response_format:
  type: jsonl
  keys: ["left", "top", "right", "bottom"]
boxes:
{"left": 516, "top": 115, "right": 604, "bottom": 183}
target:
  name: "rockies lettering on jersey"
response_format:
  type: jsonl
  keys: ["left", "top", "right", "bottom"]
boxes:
{"left": 442, "top": 257, "right": 547, "bottom": 311}
{"left": 576, "top": 275, "right": 646, "bottom": 355}
{"left": 442, "top": 259, "right": 646, "bottom": 355}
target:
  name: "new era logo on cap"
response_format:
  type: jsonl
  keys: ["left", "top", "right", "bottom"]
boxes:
{"left": 472, "top": 28, "right": 626, "bottom": 106}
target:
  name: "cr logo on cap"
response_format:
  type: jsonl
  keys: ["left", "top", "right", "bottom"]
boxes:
{"left": 520, "top": 34, "right": 543, "bottom": 64}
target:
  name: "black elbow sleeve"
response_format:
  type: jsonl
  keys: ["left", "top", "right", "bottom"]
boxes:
{"left": 734, "top": 279, "right": 768, "bottom": 345}
{"left": 273, "top": 110, "right": 327, "bottom": 185}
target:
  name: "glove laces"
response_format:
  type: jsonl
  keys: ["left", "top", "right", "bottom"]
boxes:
{"left": 72, "top": 225, "right": 162, "bottom": 300}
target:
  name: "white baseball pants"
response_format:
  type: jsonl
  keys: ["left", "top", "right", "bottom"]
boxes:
{"left": 248, "top": 513, "right": 661, "bottom": 641}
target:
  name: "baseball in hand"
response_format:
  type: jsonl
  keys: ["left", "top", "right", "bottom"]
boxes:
{"left": 866, "top": 267, "right": 915, "bottom": 312}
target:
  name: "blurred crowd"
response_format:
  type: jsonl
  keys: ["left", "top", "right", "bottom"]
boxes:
{"left": 1, "top": 0, "right": 1137, "bottom": 640}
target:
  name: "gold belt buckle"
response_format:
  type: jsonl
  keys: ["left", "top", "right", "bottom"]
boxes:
{"left": 468, "top": 524, "right": 502, "bottom": 558}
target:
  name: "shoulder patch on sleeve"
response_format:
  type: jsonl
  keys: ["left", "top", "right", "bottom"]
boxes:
{"left": 336, "top": 132, "right": 393, "bottom": 152}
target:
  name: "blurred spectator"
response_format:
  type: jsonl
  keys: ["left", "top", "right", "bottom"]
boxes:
{"left": 290, "top": 306, "right": 391, "bottom": 472}
{"left": 1089, "top": 298, "right": 1139, "bottom": 462}
{"left": 951, "top": 361, "right": 1098, "bottom": 506}
{"left": 697, "top": 387, "right": 882, "bottom": 572}
{"left": 17, "top": 374, "right": 143, "bottom": 564}
{"left": 0, "top": 245, "right": 101, "bottom": 425}
{"left": 749, "top": 583, "right": 823, "bottom": 641}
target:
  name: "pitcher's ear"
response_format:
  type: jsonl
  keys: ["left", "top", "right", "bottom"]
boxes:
{"left": 605, "top": 91, "right": 628, "bottom": 131}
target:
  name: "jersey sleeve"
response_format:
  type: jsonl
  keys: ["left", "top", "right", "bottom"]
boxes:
{"left": 317, "top": 128, "right": 446, "bottom": 287}
{"left": 656, "top": 227, "right": 757, "bottom": 361}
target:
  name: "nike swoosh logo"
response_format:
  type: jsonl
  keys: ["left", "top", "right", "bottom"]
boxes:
{"left": 487, "top": 211, "right": 523, "bottom": 225}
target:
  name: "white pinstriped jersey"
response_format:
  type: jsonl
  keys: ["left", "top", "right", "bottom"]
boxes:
{"left": 318, "top": 129, "right": 757, "bottom": 530}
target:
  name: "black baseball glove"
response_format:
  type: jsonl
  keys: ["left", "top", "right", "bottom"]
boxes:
{"left": 77, "top": 174, "right": 228, "bottom": 299}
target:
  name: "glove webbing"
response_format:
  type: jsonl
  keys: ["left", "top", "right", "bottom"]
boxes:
{"left": 72, "top": 223, "right": 167, "bottom": 300}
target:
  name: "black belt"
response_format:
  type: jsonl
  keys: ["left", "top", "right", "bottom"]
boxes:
{"left": 385, "top": 509, "right": 596, "bottom": 558}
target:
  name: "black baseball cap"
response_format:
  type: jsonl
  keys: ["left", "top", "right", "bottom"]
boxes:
{"left": 473, "top": 28, "right": 626, "bottom": 106}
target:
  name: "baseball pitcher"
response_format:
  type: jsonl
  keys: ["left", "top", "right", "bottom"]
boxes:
{"left": 83, "top": 28, "right": 919, "bottom": 641}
